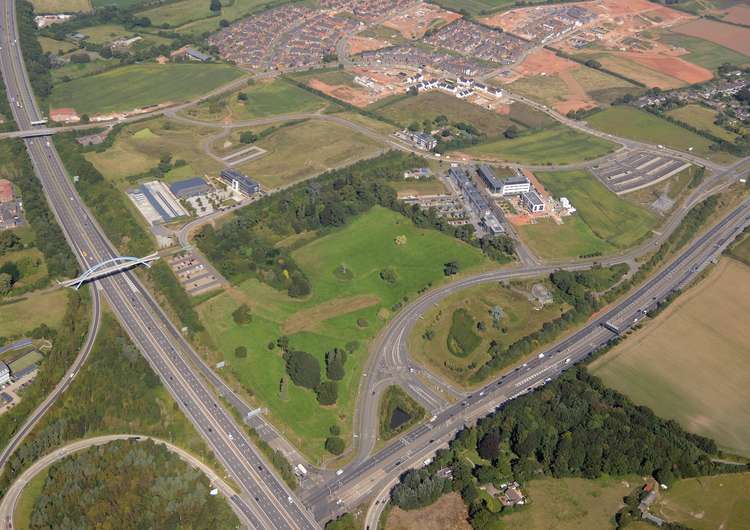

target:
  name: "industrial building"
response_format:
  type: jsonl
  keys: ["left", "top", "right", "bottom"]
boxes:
{"left": 521, "top": 190, "right": 545, "bottom": 213}
{"left": 477, "top": 165, "right": 503, "bottom": 195}
{"left": 0, "top": 363, "right": 10, "bottom": 386}
{"left": 220, "top": 168, "right": 261, "bottom": 197}
{"left": 448, "top": 167, "right": 504, "bottom": 235}
{"left": 128, "top": 181, "right": 188, "bottom": 225}
{"left": 170, "top": 177, "right": 212, "bottom": 199}
{"left": 500, "top": 173, "right": 531, "bottom": 196}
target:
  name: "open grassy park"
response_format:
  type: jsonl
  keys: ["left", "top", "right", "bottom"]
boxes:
{"left": 408, "top": 280, "right": 566, "bottom": 387}
{"left": 650, "top": 473, "right": 750, "bottom": 530}
{"left": 224, "top": 119, "right": 386, "bottom": 189}
{"left": 586, "top": 106, "right": 717, "bottom": 158}
{"left": 196, "top": 206, "right": 490, "bottom": 462}
{"left": 183, "top": 79, "right": 328, "bottom": 122}
{"left": 590, "top": 258, "right": 750, "bottom": 457}
{"left": 48, "top": 63, "right": 243, "bottom": 115}
{"left": 85, "top": 118, "right": 221, "bottom": 184}
{"left": 463, "top": 125, "right": 616, "bottom": 165}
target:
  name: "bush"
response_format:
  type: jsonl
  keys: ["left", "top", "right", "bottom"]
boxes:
{"left": 325, "top": 436, "right": 345, "bottom": 455}
{"left": 316, "top": 381, "right": 338, "bottom": 405}
{"left": 443, "top": 261, "right": 459, "bottom": 276}
{"left": 235, "top": 346, "right": 247, "bottom": 358}
{"left": 356, "top": 318, "right": 369, "bottom": 328}
{"left": 325, "top": 348, "right": 347, "bottom": 380}
{"left": 284, "top": 350, "right": 320, "bottom": 389}
{"left": 379, "top": 267, "right": 398, "bottom": 284}
{"left": 232, "top": 304, "right": 252, "bottom": 325}
{"left": 239, "top": 131, "right": 257, "bottom": 144}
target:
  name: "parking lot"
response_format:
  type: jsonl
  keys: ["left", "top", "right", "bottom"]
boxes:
{"left": 591, "top": 150, "right": 691, "bottom": 195}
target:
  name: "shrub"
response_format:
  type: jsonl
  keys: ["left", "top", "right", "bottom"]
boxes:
{"left": 284, "top": 350, "right": 321, "bottom": 389}
{"left": 325, "top": 348, "right": 347, "bottom": 381}
{"left": 325, "top": 436, "right": 345, "bottom": 455}
{"left": 235, "top": 346, "right": 247, "bottom": 358}
{"left": 316, "top": 381, "right": 338, "bottom": 405}
{"left": 232, "top": 304, "right": 252, "bottom": 325}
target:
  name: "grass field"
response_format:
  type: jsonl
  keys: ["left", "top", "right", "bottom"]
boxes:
{"left": 386, "top": 492, "right": 471, "bottom": 530}
{"left": 184, "top": 79, "right": 328, "bottom": 122}
{"left": 51, "top": 58, "right": 119, "bottom": 83}
{"left": 0, "top": 289, "right": 69, "bottom": 338}
{"left": 389, "top": 178, "right": 447, "bottom": 197}
{"left": 141, "top": 0, "right": 275, "bottom": 30}
{"left": 651, "top": 473, "right": 750, "bottom": 530}
{"left": 463, "top": 125, "right": 616, "bottom": 165}
{"left": 590, "top": 258, "right": 750, "bottom": 457}
{"left": 666, "top": 104, "right": 738, "bottom": 142}
{"left": 577, "top": 52, "right": 686, "bottom": 89}
{"left": 48, "top": 63, "right": 243, "bottom": 115}
{"left": 0, "top": 247, "right": 48, "bottom": 290}
{"left": 518, "top": 216, "right": 616, "bottom": 260}
{"left": 659, "top": 31, "right": 750, "bottom": 71}
{"left": 14, "top": 468, "right": 48, "bottom": 530}
{"left": 76, "top": 24, "right": 171, "bottom": 46}
{"left": 372, "top": 92, "right": 517, "bottom": 135}
{"left": 230, "top": 119, "right": 386, "bottom": 189}
{"left": 85, "top": 118, "right": 221, "bottom": 183}
{"left": 292, "top": 69, "right": 361, "bottom": 88}
{"left": 729, "top": 232, "right": 750, "bottom": 265}
{"left": 38, "top": 37, "right": 76, "bottom": 55}
{"left": 432, "top": 0, "right": 545, "bottom": 16}
{"left": 536, "top": 170, "right": 658, "bottom": 249}
{"left": 31, "top": 0, "right": 90, "bottom": 13}
{"left": 587, "top": 106, "right": 718, "bottom": 158}
{"left": 329, "top": 111, "right": 397, "bottom": 135}
{"left": 497, "top": 476, "right": 641, "bottom": 530}
{"left": 408, "top": 281, "right": 566, "bottom": 386}
{"left": 196, "top": 207, "right": 490, "bottom": 462}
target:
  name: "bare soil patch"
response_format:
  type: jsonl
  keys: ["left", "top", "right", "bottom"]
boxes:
{"left": 723, "top": 5, "right": 750, "bottom": 26}
{"left": 383, "top": 2, "right": 461, "bottom": 39}
{"left": 308, "top": 79, "right": 373, "bottom": 107}
{"left": 282, "top": 294, "right": 380, "bottom": 334}
{"left": 386, "top": 492, "right": 471, "bottom": 530}
{"left": 673, "top": 18, "right": 750, "bottom": 56}
{"left": 347, "top": 36, "right": 390, "bottom": 55}
{"left": 618, "top": 52, "right": 713, "bottom": 85}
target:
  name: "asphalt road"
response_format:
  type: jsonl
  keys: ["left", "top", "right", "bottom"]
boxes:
{"left": 0, "top": 1, "right": 319, "bottom": 528}
{"left": 0, "top": 434, "right": 253, "bottom": 528}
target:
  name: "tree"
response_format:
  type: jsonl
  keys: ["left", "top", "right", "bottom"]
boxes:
{"left": 379, "top": 267, "right": 398, "bottom": 284}
{"left": 0, "top": 273, "right": 12, "bottom": 295}
{"left": 443, "top": 261, "right": 459, "bottom": 276}
{"left": 325, "top": 348, "right": 347, "bottom": 380}
{"left": 316, "top": 381, "right": 338, "bottom": 405}
{"left": 232, "top": 303, "right": 252, "bottom": 324}
{"left": 239, "top": 131, "right": 257, "bottom": 144}
{"left": 503, "top": 125, "right": 519, "bottom": 139}
{"left": 237, "top": 92, "right": 248, "bottom": 101}
{"left": 325, "top": 436, "right": 345, "bottom": 455}
{"left": 284, "top": 350, "right": 320, "bottom": 389}
{"left": 329, "top": 424, "right": 340, "bottom": 436}
{"left": 288, "top": 272, "right": 311, "bottom": 298}
{"left": 477, "top": 429, "right": 500, "bottom": 461}
{"left": 219, "top": 18, "right": 230, "bottom": 28}
{"left": 209, "top": 0, "right": 221, "bottom": 12}
{"left": 0, "top": 231, "right": 21, "bottom": 255}
{"left": 234, "top": 346, "right": 247, "bottom": 358}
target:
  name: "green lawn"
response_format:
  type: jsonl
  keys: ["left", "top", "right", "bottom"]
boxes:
{"left": 0, "top": 289, "right": 69, "bottom": 338}
{"left": 184, "top": 79, "right": 328, "bottom": 122}
{"left": 536, "top": 170, "right": 658, "bottom": 249}
{"left": 31, "top": 0, "right": 90, "bottom": 13}
{"left": 408, "top": 281, "right": 566, "bottom": 386}
{"left": 659, "top": 30, "right": 750, "bottom": 71}
{"left": 230, "top": 119, "right": 386, "bottom": 189}
{"left": 586, "top": 106, "right": 718, "bottom": 158}
{"left": 666, "top": 104, "right": 738, "bottom": 142}
{"left": 48, "top": 63, "right": 243, "bottom": 115}
{"left": 464, "top": 125, "right": 616, "bottom": 165}
{"left": 196, "top": 206, "right": 490, "bottom": 462}
{"left": 519, "top": 216, "right": 615, "bottom": 260}
{"left": 651, "top": 473, "right": 750, "bottom": 530}
{"left": 38, "top": 36, "right": 76, "bottom": 55}
{"left": 14, "top": 468, "right": 48, "bottom": 530}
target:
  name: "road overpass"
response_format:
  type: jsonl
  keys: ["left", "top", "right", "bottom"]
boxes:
{"left": 58, "top": 253, "right": 160, "bottom": 289}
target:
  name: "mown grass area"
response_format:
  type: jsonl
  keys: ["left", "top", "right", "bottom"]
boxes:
{"left": 51, "top": 58, "right": 119, "bottom": 83}
{"left": 230, "top": 119, "right": 386, "bottom": 189}
{"left": 518, "top": 216, "right": 614, "bottom": 260}
{"left": 183, "top": 79, "right": 328, "bottom": 122}
{"left": 378, "top": 385, "right": 426, "bottom": 441}
{"left": 48, "top": 63, "right": 243, "bottom": 115}
{"left": 536, "top": 170, "right": 658, "bottom": 249}
{"left": 196, "top": 206, "right": 490, "bottom": 462}
{"left": 586, "top": 106, "right": 718, "bottom": 158}
{"left": 37, "top": 36, "right": 76, "bottom": 55}
{"left": 31, "top": 0, "right": 90, "bottom": 13}
{"left": 463, "top": 125, "right": 616, "bottom": 165}
{"left": 659, "top": 30, "right": 750, "bottom": 71}
{"left": 666, "top": 104, "right": 738, "bottom": 142}
{"left": 651, "top": 473, "right": 750, "bottom": 530}
{"left": 371, "top": 92, "right": 519, "bottom": 136}
{"left": 84, "top": 117, "right": 221, "bottom": 184}
{"left": 0, "top": 289, "right": 69, "bottom": 338}
{"left": 590, "top": 258, "right": 750, "bottom": 457}
{"left": 408, "top": 281, "right": 566, "bottom": 387}
{"left": 497, "top": 476, "right": 641, "bottom": 530}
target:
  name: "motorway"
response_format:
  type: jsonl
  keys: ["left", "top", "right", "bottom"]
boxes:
{"left": 0, "top": 1, "right": 319, "bottom": 528}
{"left": 0, "top": 434, "right": 253, "bottom": 528}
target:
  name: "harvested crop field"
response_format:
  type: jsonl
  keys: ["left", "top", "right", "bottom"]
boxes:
{"left": 723, "top": 5, "right": 750, "bottom": 25}
{"left": 673, "top": 19, "right": 750, "bottom": 56}
{"left": 590, "top": 258, "right": 750, "bottom": 457}
{"left": 617, "top": 52, "right": 713, "bottom": 85}
{"left": 383, "top": 2, "right": 461, "bottom": 39}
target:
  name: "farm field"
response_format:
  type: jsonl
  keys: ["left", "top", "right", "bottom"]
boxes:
{"left": 658, "top": 31, "right": 750, "bottom": 71}
{"left": 85, "top": 118, "right": 221, "bottom": 183}
{"left": 590, "top": 258, "right": 750, "bottom": 457}
{"left": 432, "top": 0, "right": 545, "bottom": 16}
{"left": 76, "top": 24, "right": 171, "bottom": 46}
{"left": 586, "top": 106, "right": 717, "bottom": 158}
{"left": 330, "top": 111, "right": 397, "bottom": 135}
{"left": 51, "top": 58, "right": 119, "bottom": 83}
{"left": 48, "top": 63, "right": 243, "bottom": 115}
{"left": 141, "top": 0, "right": 274, "bottom": 31}
{"left": 408, "top": 281, "right": 566, "bottom": 387}
{"left": 386, "top": 492, "right": 471, "bottom": 530}
{"left": 372, "top": 92, "right": 519, "bottom": 135}
{"left": 31, "top": 0, "right": 90, "bottom": 13}
{"left": 37, "top": 36, "right": 76, "bottom": 55}
{"left": 497, "top": 476, "right": 642, "bottom": 530}
{"left": 728, "top": 232, "right": 750, "bottom": 265}
{"left": 536, "top": 170, "right": 658, "bottom": 249}
{"left": 650, "top": 473, "right": 750, "bottom": 530}
{"left": 183, "top": 79, "right": 328, "bottom": 122}
{"left": 575, "top": 52, "right": 689, "bottom": 90}
{"left": 666, "top": 104, "right": 738, "bottom": 142}
{"left": 672, "top": 18, "right": 750, "bottom": 57}
{"left": 226, "top": 119, "right": 386, "bottom": 189}
{"left": 0, "top": 289, "right": 69, "bottom": 337}
{"left": 463, "top": 125, "right": 616, "bottom": 165}
{"left": 518, "top": 216, "right": 614, "bottom": 260}
{"left": 196, "top": 207, "right": 490, "bottom": 462}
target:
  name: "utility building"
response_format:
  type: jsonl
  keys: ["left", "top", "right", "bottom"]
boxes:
{"left": 220, "top": 169, "right": 261, "bottom": 197}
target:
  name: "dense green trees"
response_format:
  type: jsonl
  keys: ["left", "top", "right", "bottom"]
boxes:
{"left": 325, "top": 436, "right": 345, "bottom": 455}
{"left": 232, "top": 303, "right": 252, "bottom": 324}
{"left": 325, "top": 347, "right": 347, "bottom": 381}
{"left": 284, "top": 350, "right": 321, "bottom": 389}
{"left": 0, "top": 232, "right": 21, "bottom": 255}
{"left": 17, "top": 1, "right": 51, "bottom": 99}
{"left": 316, "top": 381, "right": 338, "bottom": 406}
{"left": 30, "top": 439, "right": 239, "bottom": 529}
